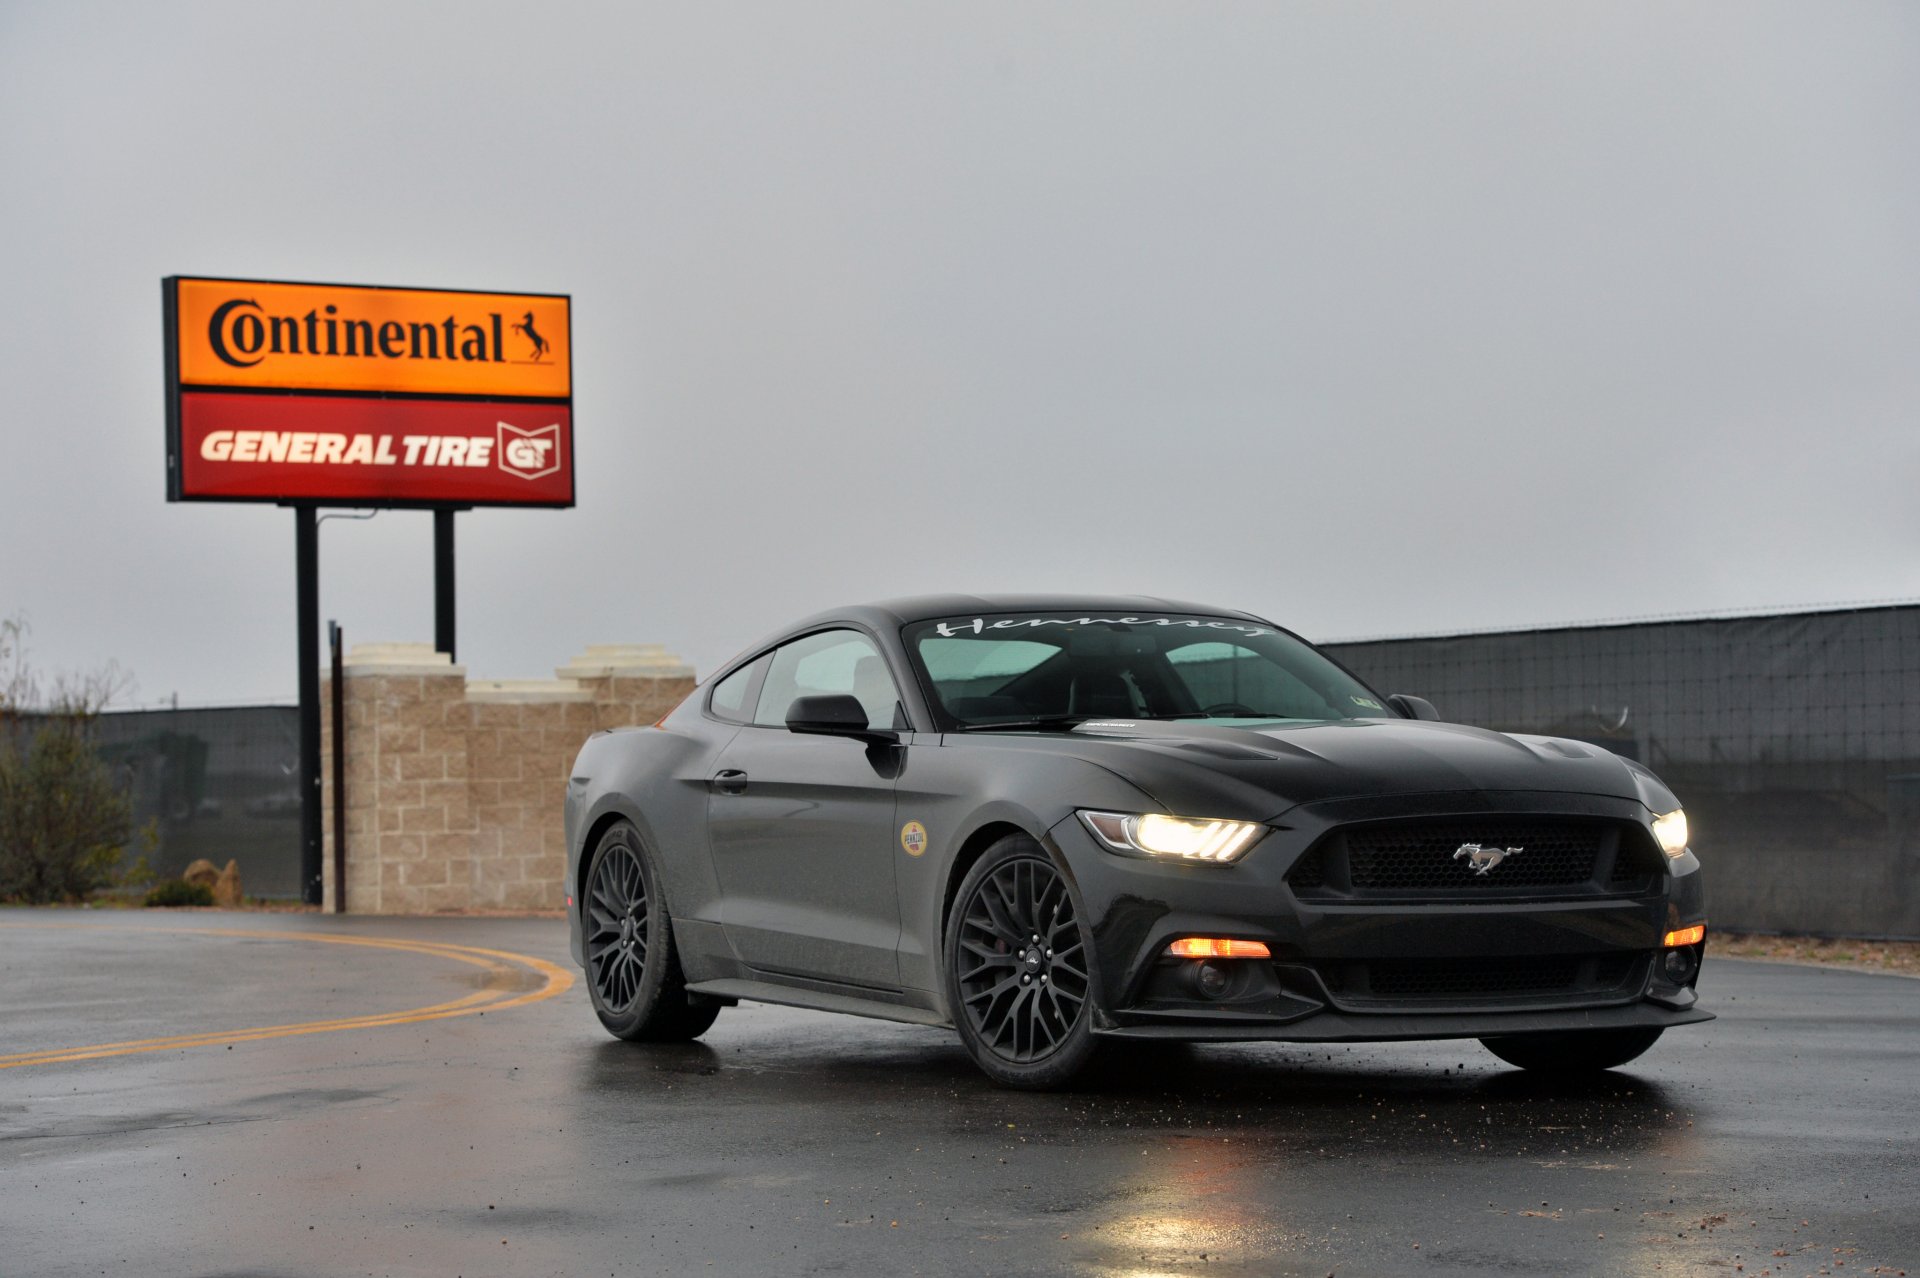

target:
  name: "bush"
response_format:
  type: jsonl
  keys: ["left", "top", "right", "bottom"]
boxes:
{"left": 0, "top": 614, "right": 138, "bottom": 904}
{"left": 144, "top": 879, "right": 214, "bottom": 908}
{"left": 0, "top": 715, "right": 134, "bottom": 903}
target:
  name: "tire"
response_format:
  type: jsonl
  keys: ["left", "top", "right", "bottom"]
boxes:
{"left": 944, "top": 833, "right": 1101, "bottom": 1090}
{"left": 581, "top": 820, "right": 721, "bottom": 1043}
{"left": 1479, "top": 1027, "right": 1663, "bottom": 1074}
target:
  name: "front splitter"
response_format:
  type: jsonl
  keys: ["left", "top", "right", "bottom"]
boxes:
{"left": 1095, "top": 1000, "right": 1713, "bottom": 1042}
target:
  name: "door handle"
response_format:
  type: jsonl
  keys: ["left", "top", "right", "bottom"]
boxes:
{"left": 711, "top": 769, "right": 749, "bottom": 795}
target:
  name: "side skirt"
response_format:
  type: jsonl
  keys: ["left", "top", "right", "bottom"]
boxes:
{"left": 685, "top": 978, "right": 953, "bottom": 1030}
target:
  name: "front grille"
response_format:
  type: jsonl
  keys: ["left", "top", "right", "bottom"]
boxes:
{"left": 1348, "top": 821, "right": 1599, "bottom": 888}
{"left": 1608, "top": 834, "right": 1666, "bottom": 889}
{"left": 1286, "top": 847, "right": 1326, "bottom": 890}
{"left": 1368, "top": 956, "right": 1580, "bottom": 999}
{"left": 1316, "top": 952, "right": 1650, "bottom": 1007}
{"left": 1287, "top": 818, "right": 1661, "bottom": 901}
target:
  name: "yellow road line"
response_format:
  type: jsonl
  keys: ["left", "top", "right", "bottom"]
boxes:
{"left": 0, "top": 926, "right": 575, "bottom": 1071}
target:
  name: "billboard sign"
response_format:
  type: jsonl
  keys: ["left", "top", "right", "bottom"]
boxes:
{"left": 165, "top": 277, "right": 573, "bottom": 507}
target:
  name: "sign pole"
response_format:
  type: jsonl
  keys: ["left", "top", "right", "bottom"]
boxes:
{"left": 434, "top": 509, "right": 456, "bottom": 661}
{"left": 329, "top": 619, "right": 346, "bottom": 913}
{"left": 296, "top": 505, "right": 323, "bottom": 906}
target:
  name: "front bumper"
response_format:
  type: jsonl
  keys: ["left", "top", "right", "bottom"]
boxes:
{"left": 1045, "top": 789, "right": 1711, "bottom": 1043}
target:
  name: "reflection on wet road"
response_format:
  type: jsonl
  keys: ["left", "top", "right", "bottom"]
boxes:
{"left": 2, "top": 911, "right": 1914, "bottom": 1276}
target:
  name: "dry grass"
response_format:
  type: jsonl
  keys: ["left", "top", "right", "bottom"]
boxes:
{"left": 1716, "top": 932, "right": 1920, "bottom": 976}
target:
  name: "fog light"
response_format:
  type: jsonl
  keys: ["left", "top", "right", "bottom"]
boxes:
{"left": 1662, "top": 947, "right": 1698, "bottom": 983}
{"left": 1195, "top": 960, "right": 1232, "bottom": 999}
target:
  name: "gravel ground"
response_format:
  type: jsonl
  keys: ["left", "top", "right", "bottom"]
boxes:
{"left": 1716, "top": 932, "right": 1920, "bottom": 977}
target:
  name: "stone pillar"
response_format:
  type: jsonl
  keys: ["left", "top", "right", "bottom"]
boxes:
{"left": 556, "top": 644, "right": 699, "bottom": 727}
{"left": 463, "top": 673, "right": 597, "bottom": 910}
{"left": 321, "top": 641, "right": 696, "bottom": 914}
{"left": 324, "top": 644, "right": 469, "bottom": 914}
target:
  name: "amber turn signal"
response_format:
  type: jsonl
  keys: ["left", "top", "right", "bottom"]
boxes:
{"left": 1662, "top": 923, "right": 1706, "bottom": 948}
{"left": 1167, "top": 938, "right": 1272, "bottom": 959}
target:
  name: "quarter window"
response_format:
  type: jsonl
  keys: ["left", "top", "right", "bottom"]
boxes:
{"left": 707, "top": 655, "right": 766, "bottom": 724}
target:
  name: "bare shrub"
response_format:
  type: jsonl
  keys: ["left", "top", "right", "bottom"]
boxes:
{"left": 0, "top": 616, "right": 138, "bottom": 903}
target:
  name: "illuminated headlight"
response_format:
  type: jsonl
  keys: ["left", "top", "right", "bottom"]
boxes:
{"left": 1651, "top": 808, "right": 1690, "bottom": 859}
{"left": 1078, "top": 811, "right": 1265, "bottom": 863}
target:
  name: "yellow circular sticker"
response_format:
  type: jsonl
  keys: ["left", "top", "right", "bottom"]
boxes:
{"left": 900, "top": 821, "right": 929, "bottom": 857}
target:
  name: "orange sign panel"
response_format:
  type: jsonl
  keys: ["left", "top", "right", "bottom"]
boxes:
{"left": 172, "top": 277, "right": 570, "bottom": 398}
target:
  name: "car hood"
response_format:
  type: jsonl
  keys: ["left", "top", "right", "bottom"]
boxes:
{"left": 1036, "top": 717, "right": 1660, "bottom": 820}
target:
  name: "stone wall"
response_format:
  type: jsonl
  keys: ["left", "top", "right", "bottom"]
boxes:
{"left": 320, "top": 643, "right": 695, "bottom": 914}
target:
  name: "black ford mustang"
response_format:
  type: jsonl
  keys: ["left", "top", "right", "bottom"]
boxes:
{"left": 564, "top": 596, "right": 1708, "bottom": 1089}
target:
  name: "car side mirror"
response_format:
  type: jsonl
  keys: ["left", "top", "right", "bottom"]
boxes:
{"left": 786, "top": 694, "right": 899, "bottom": 745}
{"left": 1387, "top": 693, "right": 1441, "bottom": 722}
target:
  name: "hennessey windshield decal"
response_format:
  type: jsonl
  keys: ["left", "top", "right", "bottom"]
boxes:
{"left": 932, "top": 617, "right": 1274, "bottom": 639}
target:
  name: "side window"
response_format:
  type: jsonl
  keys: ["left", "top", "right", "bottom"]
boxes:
{"left": 706, "top": 654, "right": 766, "bottom": 724}
{"left": 752, "top": 630, "right": 903, "bottom": 730}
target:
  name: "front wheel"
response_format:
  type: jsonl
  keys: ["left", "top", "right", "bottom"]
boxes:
{"left": 582, "top": 821, "right": 720, "bottom": 1042}
{"left": 1479, "top": 1027, "right": 1663, "bottom": 1074}
{"left": 945, "top": 834, "right": 1101, "bottom": 1090}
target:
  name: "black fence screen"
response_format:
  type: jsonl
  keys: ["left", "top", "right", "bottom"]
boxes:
{"left": 19, "top": 606, "right": 1920, "bottom": 929}
{"left": 1325, "top": 605, "right": 1920, "bottom": 939}
{"left": 88, "top": 705, "right": 304, "bottom": 899}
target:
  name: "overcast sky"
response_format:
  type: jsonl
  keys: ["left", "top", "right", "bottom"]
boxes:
{"left": 2, "top": 2, "right": 1916, "bottom": 706}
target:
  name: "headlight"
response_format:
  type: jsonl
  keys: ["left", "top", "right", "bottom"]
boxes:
{"left": 1078, "top": 811, "right": 1265, "bottom": 863}
{"left": 1651, "top": 808, "right": 1690, "bottom": 858}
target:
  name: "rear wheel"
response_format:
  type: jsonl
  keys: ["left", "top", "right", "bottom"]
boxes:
{"left": 583, "top": 821, "right": 720, "bottom": 1042}
{"left": 945, "top": 834, "right": 1100, "bottom": 1090}
{"left": 1479, "top": 1027, "right": 1663, "bottom": 1074}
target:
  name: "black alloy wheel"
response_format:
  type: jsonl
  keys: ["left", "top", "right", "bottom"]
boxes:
{"left": 947, "top": 834, "right": 1100, "bottom": 1089}
{"left": 586, "top": 838, "right": 649, "bottom": 1012}
{"left": 582, "top": 821, "right": 720, "bottom": 1042}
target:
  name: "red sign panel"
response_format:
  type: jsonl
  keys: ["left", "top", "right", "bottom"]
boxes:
{"left": 165, "top": 276, "right": 573, "bottom": 507}
{"left": 177, "top": 393, "right": 573, "bottom": 506}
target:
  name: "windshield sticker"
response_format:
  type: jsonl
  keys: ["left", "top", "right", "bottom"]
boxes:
{"left": 1350, "top": 696, "right": 1383, "bottom": 710}
{"left": 932, "top": 617, "right": 1273, "bottom": 639}
{"left": 900, "top": 821, "right": 928, "bottom": 857}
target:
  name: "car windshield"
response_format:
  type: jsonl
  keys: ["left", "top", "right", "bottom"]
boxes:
{"left": 903, "top": 612, "right": 1390, "bottom": 730}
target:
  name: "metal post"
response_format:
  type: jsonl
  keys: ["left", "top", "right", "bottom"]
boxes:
{"left": 329, "top": 619, "right": 346, "bottom": 913}
{"left": 434, "top": 509, "right": 456, "bottom": 660}
{"left": 296, "top": 506, "right": 322, "bottom": 906}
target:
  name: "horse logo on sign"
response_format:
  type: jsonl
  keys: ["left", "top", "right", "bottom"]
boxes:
{"left": 512, "top": 311, "right": 550, "bottom": 362}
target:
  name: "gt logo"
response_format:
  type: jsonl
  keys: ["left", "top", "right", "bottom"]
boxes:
{"left": 497, "top": 421, "right": 562, "bottom": 480}
{"left": 506, "top": 436, "right": 551, "bottom": 470}
{"left": 1453, "top": 843, "right": 1523, "bottom": 875}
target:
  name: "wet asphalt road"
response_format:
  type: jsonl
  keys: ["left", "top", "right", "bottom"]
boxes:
{"left": 1, "top": 910, "right": 1915, "bottom": 1278}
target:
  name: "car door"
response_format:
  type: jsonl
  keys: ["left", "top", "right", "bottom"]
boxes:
{"left": 705, "top": 628, "right": 908, "bottom": 989}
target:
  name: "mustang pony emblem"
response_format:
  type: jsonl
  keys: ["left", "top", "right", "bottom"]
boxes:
{"left": 1453, "top": 843, "right": 1524, "bottom": 875}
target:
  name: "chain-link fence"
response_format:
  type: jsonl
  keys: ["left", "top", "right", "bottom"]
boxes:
{"left": 1325, "top": 605, "right": 1920, "bottom": 938}
{"left": 89, "top": 706, "right": 303, "bottom": 899}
